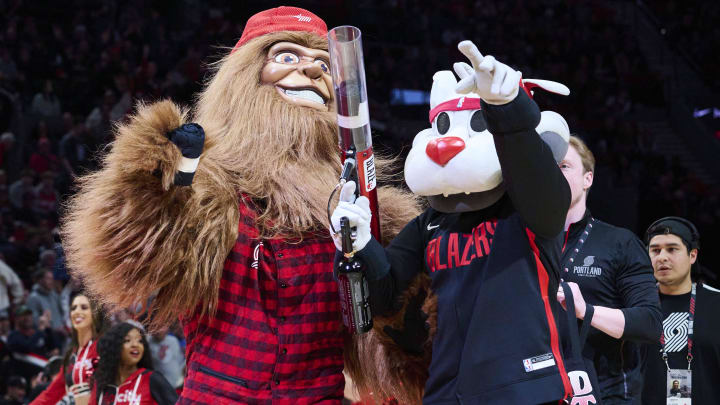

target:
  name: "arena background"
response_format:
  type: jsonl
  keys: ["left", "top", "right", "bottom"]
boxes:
{"left": 0, "top": 0, "right": 718, "bottom": 289}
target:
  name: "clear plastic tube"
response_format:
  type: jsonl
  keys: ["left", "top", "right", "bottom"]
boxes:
{"left": 328, "top": 26, "right": 372, "bottom": 152}
{"left": 328, "top": 25, "right": 381, "bottom": 242}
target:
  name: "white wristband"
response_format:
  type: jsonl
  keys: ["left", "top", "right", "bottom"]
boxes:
{"left": 178, "top": 156, "right": 200, "bottom": 173}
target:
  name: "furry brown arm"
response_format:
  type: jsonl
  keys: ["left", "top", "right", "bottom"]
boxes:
{"left": 376, "top": 185, "right": 423, "bottom": 246}
{"left": 344, "top": 274, "right": 436, "bottom": 405}
{"left": 62, "top": 100, "right": 237, "bottom": 330}
{"left": 109, "top": 100, "right": 188, "bottom": 189}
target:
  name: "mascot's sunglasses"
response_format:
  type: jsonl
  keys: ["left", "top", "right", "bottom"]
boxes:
{"left": 266, "top": 51, "right": 330, "bottom": 74}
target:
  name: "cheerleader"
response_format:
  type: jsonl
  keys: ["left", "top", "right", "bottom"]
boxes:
{"left": 91, "top": 322, "right": 177, "bottom": 405}
{"left": 31, "top": 292, "right": 106, "bottom": 405}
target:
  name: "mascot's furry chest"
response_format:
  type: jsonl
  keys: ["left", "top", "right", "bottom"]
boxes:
{"left": 179, "top": 203, "right": 345, "bottom": 402}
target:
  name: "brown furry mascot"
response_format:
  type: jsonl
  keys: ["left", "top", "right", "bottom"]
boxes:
{"left": 62, "top": 7, "right": 422, "bottom": 403}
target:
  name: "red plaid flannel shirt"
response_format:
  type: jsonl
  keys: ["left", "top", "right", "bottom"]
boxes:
{"left": 179, "top": 202, "right": 345, "bottom": 404}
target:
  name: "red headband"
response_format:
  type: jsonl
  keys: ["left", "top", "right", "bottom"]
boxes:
{"left": 428, "top": 97, "right": 482, "bottom": 123}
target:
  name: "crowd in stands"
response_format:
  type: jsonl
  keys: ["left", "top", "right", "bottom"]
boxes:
{"left": 645, "top": 0, "right": 720, "bottom": 90}
{"left": 0, "top": 0, "right": 718, "bottom": 402}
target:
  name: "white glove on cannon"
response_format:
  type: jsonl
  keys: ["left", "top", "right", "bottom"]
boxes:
{"left": 330, "top": 181, "right": 372, "bottom": 253}
{"left": 453, "top": 40, "right": 522, "bottom": 105}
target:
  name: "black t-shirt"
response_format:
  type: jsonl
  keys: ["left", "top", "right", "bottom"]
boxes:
{"left": 560, "top": 213, "right": 661, "bottom": 404}
{"left": 642, "top": 284, "right": 720, "bottom": 404}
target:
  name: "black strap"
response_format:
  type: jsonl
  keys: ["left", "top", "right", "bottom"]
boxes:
{"left": 579, "top": 304, "right": 594, "bottom": 345}
{"left": 563, "top": 218, "right": 595, "bottom": 274}
{"left": 561, "top": 281, "right": 594, "bottom": 361}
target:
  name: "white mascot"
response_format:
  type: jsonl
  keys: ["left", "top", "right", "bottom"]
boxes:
{"left": 338, "top": 41, "right": 577, "bottom": 405}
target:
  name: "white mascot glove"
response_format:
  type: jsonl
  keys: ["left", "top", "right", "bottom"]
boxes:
{"left": 330, "top": 181, "right": 372, "bottom": 253}
{"left": 453, "top": 40, "right": 522, "bottom": 105}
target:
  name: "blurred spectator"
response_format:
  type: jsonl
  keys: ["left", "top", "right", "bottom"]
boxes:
{"left": 0, "top": 257, "right": 24, "bottom": 313}
{"left": 58, "top": 119, "right": 88, "bottom": 179}
{"left": 32, "top": 172, "right": 59, "bottom": 221}
{"left": 38, "top": 249, "right": 56, "bottom": 271}
{"left": 8, "top": 170, "right": 34, "bottom": 210}
{"left": 6, "top": 305, "right": 60, "bottom": 380}
{"left": 0, "top": 375, "right": 27, "bottom": 405}
{"left": 28, "top": 138, "right": 60, "bottom": 176}
{"left": 0, "top": 309, "right": 9, "bottom": 341}
{"left": 30, "top": 80, "right": 62, "bottom": 124}
{"left": 26, "top": 269, "right": 65, "bottom": 335}
{"left": 149, "top": 326, "right": 185, "bottom": 389}
{"left": 0, "top": 47, "right": 19, "bottom": 83}
{"left": 51, "top": 234, "right": 69, "bottom": 286}
{"left": 0, "top": 309, "right": 10, "bottom": 396}
{"left": 0, "top": 133, "right": 20, "bottom": 181}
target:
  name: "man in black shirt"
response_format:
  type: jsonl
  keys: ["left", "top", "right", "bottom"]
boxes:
{"left": 556, "top": 136, "right": 662, "bottom": 404}
{"left": 642, "top": 217, "right": 720, "bottom": 404}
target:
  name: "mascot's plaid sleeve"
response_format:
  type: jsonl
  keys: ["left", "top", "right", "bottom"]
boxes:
{"left": 179, "top": 202, "right": 345, "bottom": 404}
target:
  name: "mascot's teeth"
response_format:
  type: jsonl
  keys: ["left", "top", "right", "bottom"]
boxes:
{"left": 284, "top": 89, "right": 325, "bottom": 104}
{"left": 465, "top": 192, "right": 471, "bottom": 195}
{"left": 443, "top": 193, "right": 449, "bottom": 197}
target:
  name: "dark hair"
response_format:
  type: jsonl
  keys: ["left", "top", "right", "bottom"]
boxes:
{"left": 93, "top": 322, "right": 153, "bottom": 395}
{"left": 62, "top": 292, "right": 108, "bottom": 370}
{"left": 645, "top": 216, "right": 702, "bottom": 281}
{"left": 645, "top": 216, "right": 700, "bottom": 252}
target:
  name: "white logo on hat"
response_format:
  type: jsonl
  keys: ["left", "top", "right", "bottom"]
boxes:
{"left": 583, "top": 256, "right": 594, "bottom": 266}
{"left": 292, "top": 14, "right": 312, "bottom": 22}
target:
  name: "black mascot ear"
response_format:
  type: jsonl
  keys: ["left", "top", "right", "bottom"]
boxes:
{"left": 535, "top": 111, "right": 570, "bottom": 163}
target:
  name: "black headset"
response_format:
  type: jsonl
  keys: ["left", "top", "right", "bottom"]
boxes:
{"left": 645, "top": 216, "right": 700, "bottom": 250}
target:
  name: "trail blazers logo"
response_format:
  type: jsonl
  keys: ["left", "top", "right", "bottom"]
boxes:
{"left": 663, "top": 312, "right": 690, "bottom": 352}
{"left": 574, "top": 255, "right": 602, "bottom": 277}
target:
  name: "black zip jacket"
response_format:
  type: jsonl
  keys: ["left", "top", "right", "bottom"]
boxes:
{"left": 559, "top": 211, "right": 662, "bottom": 404}
{"left": 356, "top": 90, "right": 572, "bottom": 404}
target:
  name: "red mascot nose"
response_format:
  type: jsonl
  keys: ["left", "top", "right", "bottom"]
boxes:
{"left": 426, "top": 137, "right": 466, "bottom": 167}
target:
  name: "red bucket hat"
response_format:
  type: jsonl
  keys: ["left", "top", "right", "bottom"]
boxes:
{"left": 232, "top": 6, "right": 328, "bottom": 52}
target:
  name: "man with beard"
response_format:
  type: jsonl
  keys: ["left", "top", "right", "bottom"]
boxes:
{"left": 61, "top": 7, "right": 418, "bottom": 404}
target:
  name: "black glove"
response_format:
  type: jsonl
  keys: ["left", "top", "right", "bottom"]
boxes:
{"left": 167, "top": 123, "right": 205, "bottom": 186}
{"left": 168, "top": 123, "right": 205, "bottom": 158}
{"left": 383, "top": 289, "right": 429, "bottom": 355}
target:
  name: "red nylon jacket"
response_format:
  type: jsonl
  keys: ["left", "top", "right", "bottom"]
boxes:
{"left": 30, "top": 339, "right": 98, "bottom": 405}
{"left": 91, "top": 368, "right": 178, "bottom": 405}
{"left": 178, "top": 202, "right": 345, "bottom": 404}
